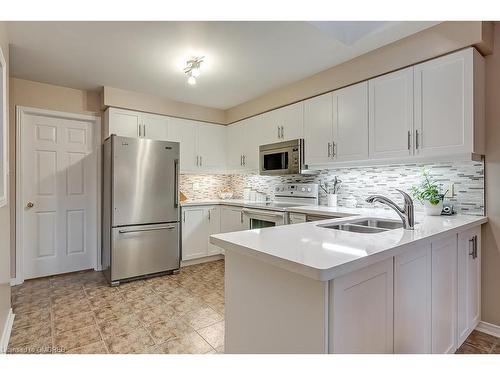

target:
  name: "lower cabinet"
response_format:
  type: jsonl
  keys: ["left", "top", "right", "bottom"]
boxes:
{"left": 182, "top": 206, "right": 222, "bottom": 261}
{"left": 394, "top": 242, "right": 432, "bottom": 353}
{"left": 330, "top": 258, "right": 394, "bottom": 353}
{"left": 289, "top": 212, "right": 306, "bottom": 224}
{"left": 182, "top": 205, "right": 248, "bottom": 261}
{"left": 220, "top": 205, "right": 249, "bottom": 233}
{"left": 431, "top": 235, "right": 458, "bottom": 354}
{"left": 458, "top": 227, "right": 481, "bottom": 346}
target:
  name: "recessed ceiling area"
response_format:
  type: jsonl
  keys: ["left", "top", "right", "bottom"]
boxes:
{"left": 6, "top": 21, "right": 440, "bottom": 109}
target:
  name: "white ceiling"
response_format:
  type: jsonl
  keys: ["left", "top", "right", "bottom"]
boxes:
{"left": 7, "top": 21, "right": 440, "bottom": 109}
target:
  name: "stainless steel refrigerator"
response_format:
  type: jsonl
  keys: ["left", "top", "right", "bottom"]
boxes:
{"left": 102, "top": 135, "right": 180, "bottom": 285}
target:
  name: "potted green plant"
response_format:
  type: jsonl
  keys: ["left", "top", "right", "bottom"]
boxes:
{"left": 411, "top": 170, "right": 448, "bottom": 216}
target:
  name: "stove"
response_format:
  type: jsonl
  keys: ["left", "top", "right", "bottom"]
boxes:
{"left": 242, "top": 184, "right": 318, "bottom": 229}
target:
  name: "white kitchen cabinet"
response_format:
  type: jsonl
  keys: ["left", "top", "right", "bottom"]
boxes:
{"left": 182, "top": 205, "right": 223, "bottom": 261}
{"left": 332, "top": 82, "right": 369, "bottom": 162}
{"left": 207, "top": 206, "right": 223, "bottom": 256}
{"left": 458, "top": 226, "right": 481, "bottom": 345}
{"left": 259, "top": 102, "right": 303, "bottom": 144}
{"left": 330, "top": 258, "right": 393, "bottom": 353}
{"left": 303, "top": 92, "right": 334, "bottom": 166}
{"left": 414, "top": 48, "right": 485, "bottom": 158}
{"left": 141, "top": 112, "right": 169, "bottom": 140}
{"left": 394, "top": 242, "right": 432, "bottom": 353}
{"left": 167, "top": 117, "right": 198, "bottom": 172}
{"left": 220, "top": 206, "right": 249, "bottom": 232}
{"left": 196, "top": 123, "right": 226, "bottom": 172}
{"left": 369, "top": 67, "right": 414, "bottom": 159}
{"left": 105, "top": 107, "right": 141, "bottom": 138}
{"left": 226, "top": 118, "right": 259, "bottom": 172}
{"left": 182, "top": 207, "right": 208, "bottom": 261}
{"left": 431, "top": 235, "right": 458, "bottom": 354}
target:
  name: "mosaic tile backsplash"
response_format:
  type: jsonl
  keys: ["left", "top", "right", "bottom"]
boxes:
{"left": 180, "top": 161, "right": 484, "bottom": 215}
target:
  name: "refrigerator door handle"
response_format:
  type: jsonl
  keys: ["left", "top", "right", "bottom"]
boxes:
{"left": 174, "top": 158, "right": 179, "bottom": 208}
{"left": 118, "top": 225, "right": 176, "bottom": 234}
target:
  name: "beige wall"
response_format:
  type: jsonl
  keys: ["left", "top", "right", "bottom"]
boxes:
{"left": 226, "top": 21, "right": 493, "bottom": 123}
{"left": 8, "top": 78, "right": 102, "bottom": 278}
{"left": 483, "top": 22, "right": 500, "bottom": 326}
{"left": 0, "top": 21, "right": 11, "bottom": 341}
{"left": 102, "top": 86, "right": 226, "bottom": 124}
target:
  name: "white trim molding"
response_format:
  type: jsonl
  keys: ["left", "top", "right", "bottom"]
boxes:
{"left": 15, "top": 106, "right": 101, "bottom": 284}
{"left": 476, "top": 321, "right": 500, "bottom": 339}
{"left": 0, "top": 309, "right": 15, "bottom": 354}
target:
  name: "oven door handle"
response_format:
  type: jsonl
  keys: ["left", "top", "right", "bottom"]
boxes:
{"left": 241, "top": 208, "right": 286, "bottom": 218}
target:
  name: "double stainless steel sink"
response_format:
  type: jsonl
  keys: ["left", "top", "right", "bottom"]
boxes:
{"left": 317, "top": 218, "right": 405, "bottom": 233}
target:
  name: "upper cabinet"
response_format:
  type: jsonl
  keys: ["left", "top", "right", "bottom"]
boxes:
{"left": 259, "top": 102, "right": 304, "bottom": 144}
{"left": 332, "top": 82, "right": 369, "bottom": 162}
{"left": 104, "top": 108, "right": 226, "bottom": 173}
{"left": 303, "top": 92, "right": 334, "bottom": 166}
{"left": 226, "top": 116, "right": 260, "bottom": 172}
{"left": 369, "top": 67, "right": 414, "bottom": 160}
{"left": 414, "top": 48, "right": 484, "bottom": 158}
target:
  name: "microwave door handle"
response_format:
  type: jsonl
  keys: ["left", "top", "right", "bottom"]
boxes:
{"left": 174, "top": 158, "right": 179, "bottom": 208}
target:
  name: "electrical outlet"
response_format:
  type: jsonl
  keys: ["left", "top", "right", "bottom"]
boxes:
{"left": 193, "top": 182, "right": 200, "bottom": 191}
{"left": 444, "top": 183, "right": 454, "bottom": 198}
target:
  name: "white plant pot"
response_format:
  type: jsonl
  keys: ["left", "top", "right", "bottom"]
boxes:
{"left": 423, "top": 200, "right": 443, "bottom": 216}
{"left": 327, "top": 194, "right": 338, "bottom": 207}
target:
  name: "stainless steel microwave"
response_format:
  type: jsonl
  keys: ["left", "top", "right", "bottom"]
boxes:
{"left": 259, "top": 139, "right": 306, "bottom": 175}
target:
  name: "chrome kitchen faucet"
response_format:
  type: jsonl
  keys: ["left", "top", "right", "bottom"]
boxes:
{"left": 365, "top": 189, "right": 415, "bottom": 230}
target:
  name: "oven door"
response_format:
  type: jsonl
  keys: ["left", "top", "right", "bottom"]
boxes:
{"left": 242, "top": 208, "right": 287, "bottom": 229}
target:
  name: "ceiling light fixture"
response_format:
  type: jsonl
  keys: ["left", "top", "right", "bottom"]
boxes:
{"left": 184, "top": 56, "right": 204, "bottom": 86}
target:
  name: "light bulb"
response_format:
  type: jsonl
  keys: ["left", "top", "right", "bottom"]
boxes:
{"left": 191, "top": 67, "right": 201, "bottom": 77}
{"left": 187, "top": 75, "right": 196, "bottom": 85}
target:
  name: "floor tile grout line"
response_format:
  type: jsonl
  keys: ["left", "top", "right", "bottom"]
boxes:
{"left": 92, "top": 313, "right": 110, "bottom": 354}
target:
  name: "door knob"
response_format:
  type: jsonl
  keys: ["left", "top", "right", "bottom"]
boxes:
{"left": 26, "top": 202, "right": 34, "bottom": 208}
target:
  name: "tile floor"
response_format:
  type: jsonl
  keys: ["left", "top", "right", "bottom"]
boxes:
{"left": 7, "top": 258, "right": 499, "bottom": 354}
{"left": 8, "top": 260, "right": 225, "bottom": 354}
{"left": 456, "top": 330, "right": 500, "bottom": 354}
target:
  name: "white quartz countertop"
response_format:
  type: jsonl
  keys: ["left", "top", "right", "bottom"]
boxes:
{"left": 210, "top": 209, "right": 487, "bottom": 281}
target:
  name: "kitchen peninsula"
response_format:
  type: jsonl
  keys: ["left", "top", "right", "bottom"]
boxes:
{"left": 210, "top": 209, "right": 486, "bottom": 354}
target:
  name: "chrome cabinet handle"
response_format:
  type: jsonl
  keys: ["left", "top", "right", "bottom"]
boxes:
{"left": 208, "top": 209, "right": 211, "bottom": 221}
{"left": 281, "top": 126, "right": 284, "bottom": 139}
{"left": 143, "top": 124, "right": 146, "bottom": 138}
{"left": 240, "top": 211, "right": 243, "bottom": 223}
{"left": 200, "top": 156, "right": 202, "bottom": 166}
{"left": 196, "top": 155, "right": 199, "bottom": 166}
{"left": 183, "top": 211, "right": 186, "bottom": 222}
{"left": 26, "top": 201, "right": 34, "bottom": 208}
{"left": 408, "top": 130, "right": 411, "bottom": 150}
{"left": 332, "top": 141, "right": 336, "bottom": 158}
{"left": 327, "top": 142, "right": 332, "bottom": 157}
{"left": 241, "top": 208, "right": 285, "bottom": 218}
{"left": 240, "top": 155, "right": 243, "bottom": 166}
{"left": 119, "top": 226, "right": 176, "bottom": 234}
{"left": 468, "top": 235, "right": 478, "bottom": 259}
{"left": 138, "top": 124, "right": 142, "bottom": 137}
{"left": 277, "top": 126, "right": 281, "bottom": 139}
{"left": 242, "top": 155, "right": 246, "bottom": 166}
{"left": 415, "top": 130, "right": 420, "bottom": 149}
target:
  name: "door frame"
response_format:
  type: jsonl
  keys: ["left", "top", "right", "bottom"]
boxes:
{"left": 14, "top": 106, "right": 101, "bottom": 285}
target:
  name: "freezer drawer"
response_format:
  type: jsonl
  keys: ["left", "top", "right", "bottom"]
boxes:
{"left": 111, "top": 223, "right": 180, "bottom": 281}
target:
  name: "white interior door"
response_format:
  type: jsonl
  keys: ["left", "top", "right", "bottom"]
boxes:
{"left": 20, "top": 110, "right": 98, "bottom": 279}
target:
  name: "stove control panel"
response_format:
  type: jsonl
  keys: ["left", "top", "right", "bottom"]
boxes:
{"left": 274, "top": 183, "right": 318, "bottom": 198}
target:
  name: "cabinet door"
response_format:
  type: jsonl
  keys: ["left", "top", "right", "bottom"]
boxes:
{"left": 458, "top": 227, "right": 481, "bottom": 345}
{"left": 206, "top": 206, "right": 222, "bottom": 255}
{"left": 241, "top": 116, "right": 261, "bottom": 171}
{"left": 279, "top": 102, "right": 303, "bottom": 141}
{"left": 303, "top": 93, "right": 334, "bottom": 166}
{"left": 414, "top": 49, "right": 473, "bottom": 157}
{"left": 141, "top": 113, "right": 169, "bottom": 141}
{"left": 431, "top": 235, "right": 458, "bottom": 354}
{"left": 220, "top": 206, "right": 248, "bottom": 233}
{"left": 226, "top": 122, "right": 246, "bottom": 171}
{"left": 394, "top": 243, "right": 432, "bottom": 353}
{"left": 107, "top": 108, "right": 140, "bottom": 138}
{"left": 369, "top": 67, "right": 414, "bottom": 159}
{"left": 168, "top": 117, "right": 198, "bottom": 172}
{"left": 258, "top": 110, "right": 282, "bottom": 145}
{"left": 330, "top": 258, "right": 393, "bottom": 353}
{"left": 197, "top": 123, "right": 226, "bottom": 172}
{"left": 181, "top": 207, "right": 207, "bottom": 260}
{"left": 289, "top": 213, "right": 306, "bottom": 224}
{"left": 332, "top": 82, "right": 369, "bottom": 161}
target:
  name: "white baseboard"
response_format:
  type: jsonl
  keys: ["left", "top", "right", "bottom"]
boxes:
{"left": 0, "top": 309, "right": 15, "bottom": 354}
{"left": 476, "top": 321, "right": 500, "bottom": 338}
{"left": 10, "top": 278, "right": 23, "bottom": 286}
